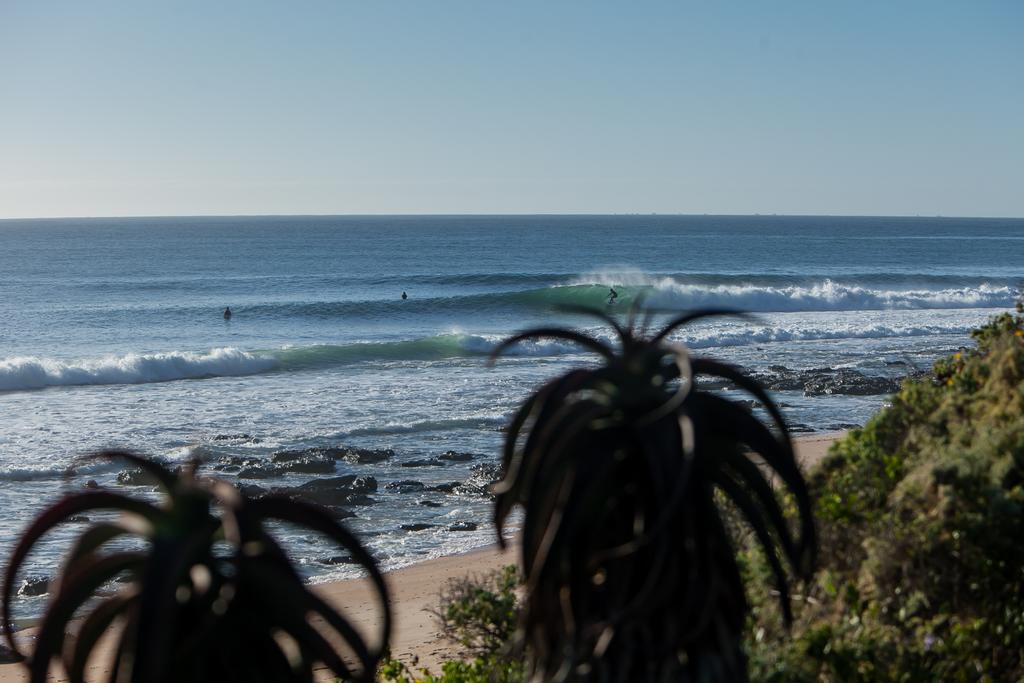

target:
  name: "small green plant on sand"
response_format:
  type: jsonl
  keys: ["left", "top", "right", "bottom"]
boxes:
{"left": 379, "top": 565, "right": 523, "bottom": 683}
{"left": 433, "top": 565, "right": 520, "bottom": 659}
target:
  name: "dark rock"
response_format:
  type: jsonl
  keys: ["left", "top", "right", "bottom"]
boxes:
{"left": 273, "top": 475, "right": 378, "bottom": 510}
{"left": 754, "top": 366, "right": 904, "bottom": 397}
{"left": 401, "top": 458, "right": 445, "bottom": 468}
{"left": 384, "top": 480, "right": 426, "bottom": 493}
{"left": 68, "top": 515, "right": 91, "bottom": 523}
{"left": 827, "top": 423, "right": 861, "bottom": 431}
{"left": 237, "top": 483, "right": 269, "bottom": 499}
{"left": 116, "top": 468, "right": 162, "bottom": 487}
{"left": 456, "top": 463, "right": 502, "bottom": 496}
{"left": 418, "top": 500, "right": 443, "bottom": 507}
{"left": 213, "top": 433, "right": 253, "bottom": 441}
{"left": 271, "top": 446, "right": 393, "bottom": 465}
{"left": 448, "top": 522, "right": 478, "bottom": 532}
{"left": 438, "top": 450, "right": 476, "bottom": 462}
{"left": 237, "top": 464, "right": 285, "bottom": 479}
{"left": 319, "top": 555, "right": 356, "bottom": 565}
{"left": 0, "top": 642, "right": 18, "bottom": 663}
{"left": 18, "top": 576, "right": 49, "bottom": 597}
{"left": 279, "top": 457, "right": 335, "bottom": 475}
{"left": 293, "top": 475, "right": 377, "bottom": 494}
{"left": 427, "top": 463, "right": 503, "bottom": 497}
{"left": 788, "top": 423, "right": 816, "bottom": 433}
{"left": 84, "top": 480, "right": 99, "bottom": 489}
{"left": 339, "top": 447, "right": 394, "bottom": 464}
{"left": 802, "top": 369, "right": 901, "bottom": 396}
{"left": 272, "top": 449, "right": 328, "bottom": 463}
{"left": 401, "top": 523, "right": 436, "bottom": 532}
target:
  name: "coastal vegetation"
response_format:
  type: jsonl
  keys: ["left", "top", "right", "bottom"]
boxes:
{"left": 745, "top": 303, "right": 1024, "bottom": 681}
{"left": 388, "top": 304, "right": 1024, "bottom": 682}
{"left": 2, "top": 452, "right": 390, "bottom": 682}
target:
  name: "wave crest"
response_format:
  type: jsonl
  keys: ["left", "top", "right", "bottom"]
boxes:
{"left": 555, "top": 277, "right": 1016, "bottom": 312}
{"left": 0, "top": 348, "right": 277, "bottom": 392}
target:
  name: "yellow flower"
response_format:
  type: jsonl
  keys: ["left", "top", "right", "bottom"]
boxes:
{"left": 947, "top": 378, "right": 954, "bottom": 386}
{"left": 954, "top": 352, "right": 962, "bottom": 360}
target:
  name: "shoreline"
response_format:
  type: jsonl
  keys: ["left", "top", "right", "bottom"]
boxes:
{"left": 0, "top": 431, "right": 843, "bottom": 681}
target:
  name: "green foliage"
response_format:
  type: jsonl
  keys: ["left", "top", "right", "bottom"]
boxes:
{"left": 378, "top": 566, "right": 523, "bottom": 682}
{"left": 433, "top": 565, "right": 520, "bottom": 659}
{"left": 746, "top": 307, "right": 1024, "bottom": 682}
{"left": 490, "top": 308, "right": 816, "bottom": 682}
{"left": 378, "top": 653, "right": 523, "bottom": 683}
{"left": 2, "top": 451, "right": 391, "bottom": 683}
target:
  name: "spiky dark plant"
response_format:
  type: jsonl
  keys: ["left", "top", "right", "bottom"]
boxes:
{"left": 490, "top": 307, "right": 817, "bottom": 682}
{"left": 2, "top": 451, "right": 390, "bottom": 683}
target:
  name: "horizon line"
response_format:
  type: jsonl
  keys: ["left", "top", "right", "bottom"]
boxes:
{"left": 2, "top": 211, "right": 1024, "bottom": 222}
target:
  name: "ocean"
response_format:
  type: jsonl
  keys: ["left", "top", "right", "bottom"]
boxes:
{"left": 1, "top": 214, "right": 1021, "bottom": 616}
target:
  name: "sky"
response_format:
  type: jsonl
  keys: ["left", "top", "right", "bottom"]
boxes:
{"left": 1, "top": 1, "right": 1022, "bottom": 219}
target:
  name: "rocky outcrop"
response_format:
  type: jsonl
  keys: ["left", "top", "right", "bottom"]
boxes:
{"left": 753, "top": 365, "right": 909, "bottom": 396}
{"left": 18, "top": 576, "right": 49, "bottom": 597}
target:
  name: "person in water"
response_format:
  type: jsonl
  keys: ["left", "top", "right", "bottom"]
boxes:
{"left": 607, "top": 287, "right": 618, "bottom": 305}
{"left": 223, "top": 307, "right": 232, "bottom": 320}
{"left": 401, "top": 291, "right": 407, "bottom": 300}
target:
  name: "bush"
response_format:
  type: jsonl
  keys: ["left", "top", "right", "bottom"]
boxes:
{"left": 379, "top": 565, "right": 523, "bottom": 683}
{"left": 746, "top": 306, "right": 1024, "bottom": 682}
{"left": 433, "top": 565, "right": 520, "bottom": 659}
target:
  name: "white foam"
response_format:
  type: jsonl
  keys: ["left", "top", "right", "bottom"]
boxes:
{"left": 0, "top": 347, "right": 278, "bottom": 392}
{"left": 675, "top": 322, "right": 975, "bottom": 349}
{"left": 571, "top": 272, "right": 1016, "bottom": 312}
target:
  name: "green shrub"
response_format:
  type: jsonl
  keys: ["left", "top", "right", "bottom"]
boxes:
{"left": 378, "top": 653, "right": 523, "bottom": 683}
{"left": 432, "top": 565, "right": 520, "bottom": 659}
{"left": 746, "top": 306, "right": 1024, "bottom": 682}
{"left": 378, "top": 566, "right": 523, "bottom": 683}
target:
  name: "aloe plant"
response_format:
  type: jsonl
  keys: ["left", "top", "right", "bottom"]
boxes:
{"left": 2, "top": 451, "right": 390, "bottom": 683}
{"left": 491, "top": 308, "right": 816, "bottom": 682}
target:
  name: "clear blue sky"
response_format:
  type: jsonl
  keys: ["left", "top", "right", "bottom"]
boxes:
{"left": 1, "top": 1, "right": 1021, "bottom": 218}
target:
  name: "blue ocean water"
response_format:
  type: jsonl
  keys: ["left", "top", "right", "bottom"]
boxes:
{"left": 1, "top": 214, "right": 1021, "bottom": 612}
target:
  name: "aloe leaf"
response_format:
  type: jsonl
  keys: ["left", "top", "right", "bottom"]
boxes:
{"left": 719, "top": 447, "right": 800, "bottom": 566}
{"left": 30, "top": 551, "right": 146, "bottom": 682}
{"left": 85, "top": 449, "right": 179, "bottom": 492}
{"left": 552, "top": 304, "right": 630, "bottom": 346}
{"left": 64, "top": 522, "right": 139, "bottom": 569}
{"left": 713, "top": 471, "right": 794, "bottom": 624}
{"left": 690, "top": 358, "right": 791, "bottom": 439}
{"left": 64, "top": 591, "right": 139, "bottom": 683}
{"left": 652, "top": 309, "right": 751, "bottom": 343}
{"left": 245, "top": 497, "right": 391, "bottom": 657}
{"left": 691, "top": 393, "right": 816, "bottom": 574}
{"left": 3, "top": 492, "right": 159, "bottom": 658}
{"left": 488, "top": 327, "right": 615, "bottom": 363}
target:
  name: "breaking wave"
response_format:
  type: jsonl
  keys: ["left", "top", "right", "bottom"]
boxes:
{"left": 0, "top": 348, "right": 278, "bottom": 392}
{"left": 0, "top": 318, "right": 987, "bottom": 394}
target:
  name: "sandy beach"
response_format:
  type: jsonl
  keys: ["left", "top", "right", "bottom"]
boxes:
{"left": 0, "top": 432, "right": 842, "bottom": 682}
